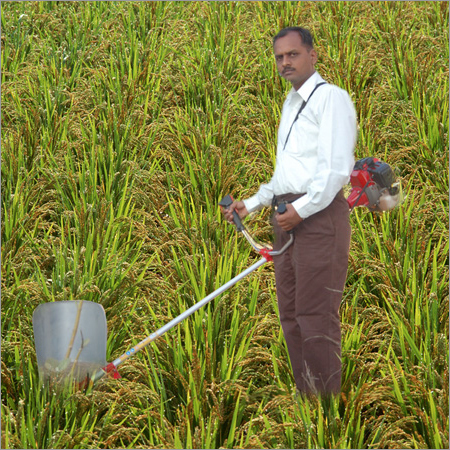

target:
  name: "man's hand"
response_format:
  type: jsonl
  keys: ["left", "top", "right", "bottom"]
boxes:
{"left": 222, "top": 200, "right": 249, "bottom": 224}
{"left": 275, "top": 203, "right": 303, "bottom": 231}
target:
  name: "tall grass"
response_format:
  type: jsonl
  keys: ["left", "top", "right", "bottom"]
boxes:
{"left": 2, "top": 1, "right": 448, "bottom": 449}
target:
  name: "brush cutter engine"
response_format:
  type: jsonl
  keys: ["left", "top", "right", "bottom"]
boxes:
{"left": 346, "top": 157, "right": 400, "bottom": 212}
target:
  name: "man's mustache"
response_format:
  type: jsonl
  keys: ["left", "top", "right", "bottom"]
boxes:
{"left": 282, "top": 67, "right": 294, "bottom": 74}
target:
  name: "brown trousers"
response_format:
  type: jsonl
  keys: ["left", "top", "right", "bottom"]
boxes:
{"left": 272, "top": 190, "right": 351, "bottom": 395}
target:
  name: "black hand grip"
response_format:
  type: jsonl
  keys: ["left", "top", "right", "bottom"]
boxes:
{"left": 219, "top": 195, "right": 245, "bottom": 232}
{"left": 219, "top": 194, "right": 233, "bottom": 209}
{"left": 276, "top": 202, "right": 294, "bottom": 234}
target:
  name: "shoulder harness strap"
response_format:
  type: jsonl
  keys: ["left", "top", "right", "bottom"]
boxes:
{"left": 283, "top": 81, "right": 327, "bottom": 151}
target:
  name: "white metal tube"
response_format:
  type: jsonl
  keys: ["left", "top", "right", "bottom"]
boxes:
{"left": 91, "top": 257, "right": 268, "bottom": 383}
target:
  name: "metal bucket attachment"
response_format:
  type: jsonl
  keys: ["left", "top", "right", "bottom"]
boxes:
{"left": 33, "top": 300, "right": 107, "bottom": 382}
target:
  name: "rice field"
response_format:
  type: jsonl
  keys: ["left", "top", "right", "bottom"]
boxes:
{"left": 1, "top": 1, "right": 448, "bottom": 448}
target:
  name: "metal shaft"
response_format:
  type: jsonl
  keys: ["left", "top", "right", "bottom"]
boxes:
{"left": 91, "top": 256, "right": 268, "bottom": 383}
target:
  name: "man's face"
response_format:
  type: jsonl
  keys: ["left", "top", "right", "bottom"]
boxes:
{"left": 273, "top": 31, "right": 317, "bottom": 91}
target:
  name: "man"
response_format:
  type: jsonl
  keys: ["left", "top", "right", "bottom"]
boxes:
{"left": 222, "top": 27, "right": 357, "bottom": 395}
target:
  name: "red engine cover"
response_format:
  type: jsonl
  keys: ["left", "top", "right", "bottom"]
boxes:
{"left": 346, "top": 158, "right": 380, "bottom": 209}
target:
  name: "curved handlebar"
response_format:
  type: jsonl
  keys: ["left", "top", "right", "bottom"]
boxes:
{"left": 220, "top": 194, "right": 294, "bottom": 258}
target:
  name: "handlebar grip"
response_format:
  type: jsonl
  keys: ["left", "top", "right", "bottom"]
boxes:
{"left": 219, "top": 195, "right": 245, "bottom": 232}
{"left": 276, "top": 202, "right": 294, "bottom": 234}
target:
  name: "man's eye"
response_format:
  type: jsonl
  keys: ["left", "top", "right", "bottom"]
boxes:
{"left": 289, "top": 52, "right": 298, "bottom": 57}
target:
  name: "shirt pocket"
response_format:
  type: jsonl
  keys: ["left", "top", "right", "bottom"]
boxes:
{"left": 287, "top": 114, "right": 319, "bottom": 157}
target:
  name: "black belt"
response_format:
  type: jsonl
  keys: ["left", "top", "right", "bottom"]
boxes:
{"left": 272, "top": 193, "right": 305, "bottom": 210}
{"left": 272, "top": 189, "right": 345, "bottom": 210}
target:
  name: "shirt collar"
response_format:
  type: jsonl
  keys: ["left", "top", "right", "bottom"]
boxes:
{"left": 291, "top": 71, "right": 324, "bottom": 103}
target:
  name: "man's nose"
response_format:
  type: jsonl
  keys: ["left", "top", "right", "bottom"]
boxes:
{"left": 281, "top": 55, "right": 290, "bottom": 66}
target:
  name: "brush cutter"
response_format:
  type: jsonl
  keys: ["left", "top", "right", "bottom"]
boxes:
{"left": 32, "top": 197, "right": 292, "bottom": 386}
{"left": 32, "top": 157, "right": 401, "bottom": 386}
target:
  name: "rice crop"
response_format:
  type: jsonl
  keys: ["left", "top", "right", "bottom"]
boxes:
{"left": 1, "top": 1, "right": 448, "bottom": 449}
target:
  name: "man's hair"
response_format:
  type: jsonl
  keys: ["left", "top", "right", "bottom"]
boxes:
{"left": 273, "top": 27, "right": 314, "bottom": 49}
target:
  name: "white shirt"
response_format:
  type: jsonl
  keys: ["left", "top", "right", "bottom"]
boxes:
{"left": 243, "top": 72, "right": 357, "bottom": 219}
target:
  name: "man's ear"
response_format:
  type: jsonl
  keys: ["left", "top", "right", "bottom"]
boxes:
{"left": 310, "top": 48, "right": 318, "bottom": 65}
